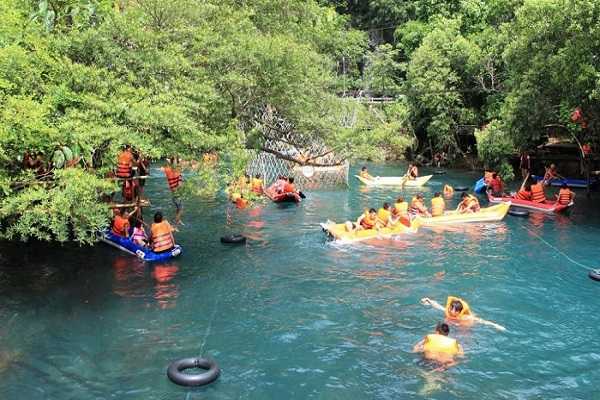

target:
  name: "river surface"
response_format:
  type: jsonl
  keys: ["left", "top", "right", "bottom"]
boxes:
{"left": 1, "top": 163, "right": 600, "bottom": 400}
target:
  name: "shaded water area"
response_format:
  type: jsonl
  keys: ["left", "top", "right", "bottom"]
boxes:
{"left": 1, "top": 163, "right": 600, "bottom": 399}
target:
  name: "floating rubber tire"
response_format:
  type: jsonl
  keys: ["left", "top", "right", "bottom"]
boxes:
{"left": 220, "top": 234, "right": 246, "bottom": 244}
{"left": 588, "top": 269, "right": 600, "bottom": 282}
{"left": 454, "top": 186, "right": 468, "bottom": 192}
{"left": 508, "top": 209, "right": 529, "bottom": 217}
{"left": 434, "top": 170, "right": 446, "bottom": 175}
{"left": 167, "top": 357, "right": 220, "bottom": 387}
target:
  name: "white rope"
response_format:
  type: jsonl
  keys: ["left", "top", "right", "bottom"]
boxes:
{"left": 520, "top": 223, "right": 593, "bottom": 271}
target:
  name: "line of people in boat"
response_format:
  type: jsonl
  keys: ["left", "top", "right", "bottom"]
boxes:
{"left": 512, "top": 179, "right": 575, "bottom": 205}
{"left": 111, "top": 208, "right": 178, "bottom": 254}
{"left": 343, "top": 192, "right": 482, "bottom": 233}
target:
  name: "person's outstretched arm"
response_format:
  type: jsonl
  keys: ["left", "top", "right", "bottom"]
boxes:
{"left": 421, "top": 298, "right": 445, "bottom": 312}
{"left": 473, "top": 316, "right": 506, "bottom": 331}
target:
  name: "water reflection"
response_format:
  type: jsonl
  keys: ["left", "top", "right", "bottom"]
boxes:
{"left": 151, "top": 263, "right": 179, "bottom": 309}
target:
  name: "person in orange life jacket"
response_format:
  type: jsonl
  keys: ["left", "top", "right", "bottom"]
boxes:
{"left": 516, "top": 183, "right": 532, "bottom": 201}
{"left": 489, "top": 173, "right": 504, "bottom": 196}
{"left": 283, "top": 177, "right": 297, "bottom": 193}
{"left": 161, "top": 157, "right": 183, "bottom": 225}
{"left": 530, "top": 180, "right": 546, "bottom": 203}
{"left": 430, "top": 192, "right": 445, "bottom": 217}
{"left": 543, "top": 163, "right": 561, "bottom": 184}
{"left": 457, "top": 192, "right": 480, "bottom": 213}
{"left": 409, "top": 193, "right": 431, "bottom": 217}
{"left": 116, "top": 144, "right": 134, "bottom": 178}
{"left": 343, "top": 208, "right": 378, "bottom": 233}
{"left": 413, "top": 322, "right": 463, "bottom": 368}
{"left": 556, "top": 183, "right": 575, "bottom": 205}
{"left": 112, "top": 207, "right": 139, "bottom": 238}
{"left": 420, "top": 297, "right": 506, "bottom": 331}
{"left": 376, "top": 203, "right": 393, "bottom": 227}
{"left": 131, "top": 219, "right": 148, "bottom": 247}
{"left": 236, "top": 194, "right": 249, "bottom": 209}
{"left": 406, "top": 163, "right": 419, "bottom": 180}
{"left": 150, "top": 211, "right": 176, "bottom": 253}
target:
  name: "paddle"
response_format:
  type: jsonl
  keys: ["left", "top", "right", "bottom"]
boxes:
{"left": 520, "top": 173, "right": 530, "bottom": 190}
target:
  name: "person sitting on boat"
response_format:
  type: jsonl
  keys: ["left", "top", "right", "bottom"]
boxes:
{"left": 236, "top": 194, "right": 249, "bottom": 209}
{"left": 515, "top": 183, "right": 532, "bottom": 201}
{"left": 430, "top": 192, "right": 445, "bottom": 217}
{"left": 530, "top": 180, "right": 547, "bottom": 203}
{"left": 406, "top": 164, "right": 419, "bottom": 180}
{"left": 112, "top": 207, "right": 138, "bottom": 238}
{"left": 251, "top": 174, "right": 264, "bottom": 194}
{"left": 489, "top": 173, "right": 505, "bottom": 196}
{"left": 413, "top": 322, "right": 463, "bottom": 368}
{"left": 421, "top": 297, "right": 506, "bottom": 331}
{"left": 377, "top": 203, "right": 393, "bottom": 227}
{"left": 357, "top": 208, "right": 378, "bottom": 230}
{"left": 116, "top": 145, "right": 134, "bottom": 178}
{"left": 556, "top": 183, "right": 575, "bottom": 206}
{"left": 543, "top": 164, "right": 561, "bottom": 185}
{"left": 391, "top": 197, "right": 411, "bottom": 227}
{"left": 359, "top": 166, "right": 374, "bottom": 180}
{"left": 457, "top": 192, "right": 480, "bottom": 213}
{"left": 150, "top": 212, "right": 176, "bottom": 253}
{"left": 443, "top": 184, "right": 454, "bottom": 198}
{"left": 131, "top": 219, "right": 148, "bottom": 247}
{"left": 283, "top": 177, "right": 297, "bottom": 194}
{"left": 409, "top": 193, "right": 431, "bottom": 217}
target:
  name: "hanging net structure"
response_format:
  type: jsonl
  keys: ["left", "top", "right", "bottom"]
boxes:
{"left": 245, "top": 108, "right": 349, "bottom": 189}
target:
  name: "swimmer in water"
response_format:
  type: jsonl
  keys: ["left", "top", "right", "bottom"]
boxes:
{"left": 420, "top": 296, "right": 506, "bottom": 331}
{"left": 413, "top": 322, "right": 463, "bottom": 369}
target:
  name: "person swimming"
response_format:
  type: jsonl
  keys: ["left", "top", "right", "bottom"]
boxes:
{"left": 360, "top": 166, "right": 375, "bottom": 180}
{"left": 420, "top": 296, "right": 506, "bottom": 331}
{"left": 413, "top": 322, "right": 463, "bottom": 369}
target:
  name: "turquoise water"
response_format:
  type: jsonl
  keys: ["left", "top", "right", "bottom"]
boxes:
{"left": 1, "top": 163, "right": 600, "bottom": 399}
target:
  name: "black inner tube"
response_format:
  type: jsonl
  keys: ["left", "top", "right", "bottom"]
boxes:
{"left": 220, "top": 234, "right": 246, "bottom": 244}
{"left": 589, "top": 269, "right": 600, "bottom": 282}
{"left": 167, "top": 357, "right": 220, "bottom": 387}
{"left": 508, "top": 209, "right": 529, "bottom": 217}
{"left": 454, "top": 186, "right": 468, "bottom": 192}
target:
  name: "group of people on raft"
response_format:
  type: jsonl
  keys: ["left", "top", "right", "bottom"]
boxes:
{"left": 415, "top": 296, "right": 505, "bottom": 368}
{"left": 111, "top": 145, "right": 183, "bottom": 254}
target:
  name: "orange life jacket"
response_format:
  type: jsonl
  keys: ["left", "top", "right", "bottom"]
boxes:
{"left": 558, "top": 188, "right": 572, "bottom": 205}
{"left": 531, "top": 183, "right": 546, "bottom": 203}
{"left": 112, "top": 215, "right": 129, "bottom": 237}
{"left": 516, "top": 189, "right": 531, "bottom": 201}
{"left": 116, "top": 150, "right": 133, "bottom": 178}
{"left": 360, "top": 214, "right": 377, "bottom": 229}
{"left": 283, "top": 182, "right": 296, "bottom": 193}
{"left": 151, "top": 221, "right": 174, "bottom": 252}
{"left": 236, "top": 197, "right": 249, "bottom": 208}
{"left": 164, "top": 167, "right": 182, "bottom": 191}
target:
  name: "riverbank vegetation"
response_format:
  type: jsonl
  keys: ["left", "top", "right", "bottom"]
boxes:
{"left": 0, "top": 0, "right": 598, "bottom": 243}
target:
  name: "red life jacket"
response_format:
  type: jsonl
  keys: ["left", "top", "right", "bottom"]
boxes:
{"left": 558, "top": 188, "right": 572, "bottom": 205}
{"left": 490, "top": 177, "right": 503, "bottom": 194}
{"left": 164, "top": 167, "right": 182, "bottom": 191}
{"left": 116, "top": 150, "right": 133, "bottom": 178}
{"left": 531, "top": 183, "right": 546, "bottom": 203}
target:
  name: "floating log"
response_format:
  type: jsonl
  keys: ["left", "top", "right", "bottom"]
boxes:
{"left": 108, "top": 199, "right": 151, "bottom": 209}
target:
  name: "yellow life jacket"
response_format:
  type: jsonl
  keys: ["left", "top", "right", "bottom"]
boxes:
{"left": 431, "top": 197, "right": 445, "bottom": 217}
{"left": 445, "top": 296, "right": 472, "bottom": 319}
{"left": 377, "top": 208, "right": 391, "bottom": 223}
{"left": 360, "top": 171, "right": 371, "bottom": 179}
{"left": 423, "top": 334, "right": 460, "bottom": 356}
{"left": 393, "top": 202, "right": 408, "bottom": 216}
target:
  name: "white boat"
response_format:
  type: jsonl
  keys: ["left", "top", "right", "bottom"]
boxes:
{"left": 355, "top": 174, "right": 433, "bottom": 187}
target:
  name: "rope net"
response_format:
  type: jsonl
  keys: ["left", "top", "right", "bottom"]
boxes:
{"left": 245, "top": 107, "right": 349, "bottom": 189}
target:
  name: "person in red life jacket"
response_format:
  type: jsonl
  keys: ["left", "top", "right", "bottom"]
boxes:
{"left": 161, "top": 157, "right": 183, "bottom": 225}
{"left": 116, "top": 145, "right": 134, "bottom": 178}
{"left": 530, "top": 181, "right": 547, "bottom": 203}
{"left": 150, "top": 211, "right": 176, "bottom": 253}
{"left": 515, "top": 183, "right": 532, "bottom": 201}
{"left": 488, "top": 173, "right": 505, "bottom": 196}
{"left": 122, "top": 178, "right": 138, "bottom": 202}
{"left": 556, "top": 183, "right": 575, "bottom": 206}
{"left": 283, "top": 177, "right": 297, "bottom": 194}
{"left": 112, "top": 207, "right": 139, "bottom": 238}
{"left": 131, "top": 219, "right": 148, "bottom": 247}
{"left": 519, "top": 151, "right": 530, "bottom": 179}
{"left": 543, "top": 164, "right": 560, "bottom": 185}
